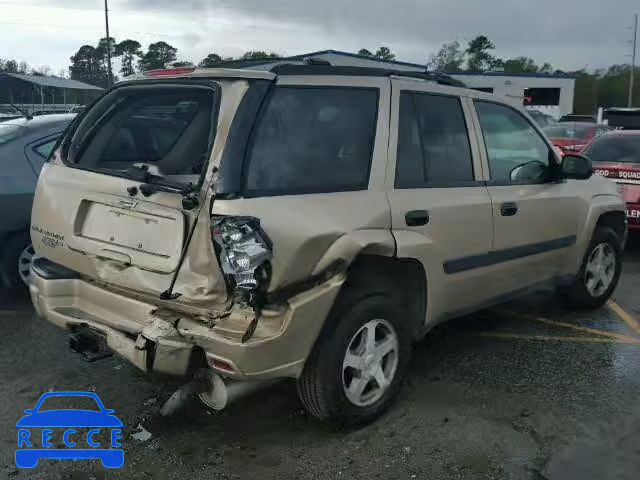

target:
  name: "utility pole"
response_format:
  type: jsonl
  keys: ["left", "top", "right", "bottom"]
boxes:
{"left": 629, "top": 13, "right": 638, "bottom": 107}
{"left": 104, "top": 0, "right": 113, "bottom": 88}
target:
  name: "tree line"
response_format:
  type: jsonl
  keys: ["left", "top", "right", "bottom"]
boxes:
{"left": 2, "top": 35, "right": 638, "bottom": 112}
{"left": 425, "top": 35, "right": 639, "bottom": 112}
{"left": 64, "top": 38, "right": 284, "bottom": 88}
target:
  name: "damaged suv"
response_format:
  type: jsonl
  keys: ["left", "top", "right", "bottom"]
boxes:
{"left": 29, "top": 64, "right": 626, "bottom": 426}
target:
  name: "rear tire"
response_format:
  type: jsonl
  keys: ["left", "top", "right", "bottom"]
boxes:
{"left": 565, "top": 226, "right": 622, "bottom": 310}
{"left": 0, "top": 232, "right": 31, "bottom": 293}
{"left": 297, "top": 289, "right": 411, "bottom": 427}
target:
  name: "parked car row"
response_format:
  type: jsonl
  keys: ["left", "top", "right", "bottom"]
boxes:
{"left": 543, "top": 122, "right": 612, "bottom": 156}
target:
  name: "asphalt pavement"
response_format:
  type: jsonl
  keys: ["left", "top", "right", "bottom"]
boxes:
{"left": 1, "top": 237, "right": 639, "bottom": 479}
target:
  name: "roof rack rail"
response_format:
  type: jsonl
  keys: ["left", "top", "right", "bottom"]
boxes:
{"left": 269, "top": 63, "right": 466, "bottom": 87}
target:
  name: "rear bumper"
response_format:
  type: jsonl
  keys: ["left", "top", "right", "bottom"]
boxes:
{"left": 29, "top": 262, "right": 343, "bottom": 380}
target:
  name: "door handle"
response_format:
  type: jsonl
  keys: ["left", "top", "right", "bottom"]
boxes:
{"left": 500, "top": 202, "right": 518, "bottom": 216}
{"left": 405, "top": 210, "right": 430, "bottom": 226}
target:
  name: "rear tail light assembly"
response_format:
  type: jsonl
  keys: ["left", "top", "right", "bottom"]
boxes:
{"left": 211, "top": 217, "right": 272, "bottom": 305}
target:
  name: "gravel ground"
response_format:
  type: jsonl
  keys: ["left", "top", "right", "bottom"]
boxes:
{"left": 1, "top": 237, "right": 639, "bottom": 479}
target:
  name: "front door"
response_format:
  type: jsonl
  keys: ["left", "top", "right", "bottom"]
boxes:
{"left": 470, "top": 99, "right": 579, "bottom": 290}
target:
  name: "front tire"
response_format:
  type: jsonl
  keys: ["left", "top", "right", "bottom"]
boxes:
{"left": 297, "top": 292, "right": 411, "bottom": 427}
{"left": 566, "top": 226, "right": 622, "bottom": 309}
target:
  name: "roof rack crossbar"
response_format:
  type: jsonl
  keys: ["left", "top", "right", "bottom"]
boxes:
{"left": 268, "top": 62, "right": 466, "bottom": 87}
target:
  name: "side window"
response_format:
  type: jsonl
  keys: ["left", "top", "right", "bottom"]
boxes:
{"left": 474, "top": 101, "right": 553, "bottom": 184}
{"left": 33, "top": 138, "right": 58, "bottom": 159}
{"left": 25, "top": 135, "right": 61, "bottom": 174}
{"left": 245, "top": 86, "right": 378, "bottom": 195}
{"left": 395, "top": 92, "right": 474, "bottom": 188}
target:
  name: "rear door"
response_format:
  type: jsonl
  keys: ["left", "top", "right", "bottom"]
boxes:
{"left": 386, "top": 79, "right": 494, "bottom": 322}
{"left": 30, "top": 80, "right": 228, "bottom": 302}
{"left": 469, "top": 98, "right": 579, "bottom": 290}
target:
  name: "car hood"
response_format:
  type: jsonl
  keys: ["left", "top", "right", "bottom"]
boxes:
{"left": 16, "top": 409, "right": 123, "bottom": 427}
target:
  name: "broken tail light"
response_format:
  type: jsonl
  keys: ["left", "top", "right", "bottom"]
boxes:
{"left": 211, "top": 217, "right": 272, "bottom": 304}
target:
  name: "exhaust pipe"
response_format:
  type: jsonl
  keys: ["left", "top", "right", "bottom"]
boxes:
{"left": 197, "top": 369, "right": 278, "bottom": 411}
{"left": 159, "top": 368, "right": 277, "bottom": 416}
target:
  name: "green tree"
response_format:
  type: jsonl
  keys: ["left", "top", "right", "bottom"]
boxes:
{"left": 3, "top": 59, "right": 18, "bottom": 73}
{"left": 138, "top": 41, "right": 178, "bottom": 70}
{"left": 240, "top": 51, "right": 280, "bottom": 60}
{"left": 18, "top": 61, "right": 28, "bottom": 74}
{"left": 357, "top": 49, "right": 374, "bottom": 58}
{"left": 427, "top": 40, "right": 465, "bottom": 72}
{"left": 502, "top": 56, "right": 540, "bottom": 73}
{"left": 115, "top": 39, "right": 142, "bottom": 76}
{"left": 96, "top": 36, "right": 116, "bottom": 72}
{"left": 374, "top": 46, "right": 395, "bottom": 61}
{"left": 171, "top": 61, "right": 194, "bottom": 67}
{"left": 69, "top": 45, "right": 107, "bottom": 87}
{"left": 466, "top": 35, "right": 496, "bottom": 72}
{"left": 539, "top": 62, "right": 553, "bottom": 74}
{"left": 198, "top": 53, "right": 223, "bottom": 67}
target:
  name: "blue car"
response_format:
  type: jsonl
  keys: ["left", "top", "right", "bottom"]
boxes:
{"left": 15, "top": 391, "right": 123, "bottom": 468}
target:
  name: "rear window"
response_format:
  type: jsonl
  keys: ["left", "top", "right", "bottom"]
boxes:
{"left": 244, "top": 86, "right": 378, "bottom": 196}
{"left": 67, "top": 87, "right": 216, "bottom": 185}
{"left": 584, "top": 135, "right": 640, "bottom": 163}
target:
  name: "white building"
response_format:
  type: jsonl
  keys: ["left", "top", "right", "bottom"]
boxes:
{"left": 229, "top": 50, "right": 575, "bottom": 118}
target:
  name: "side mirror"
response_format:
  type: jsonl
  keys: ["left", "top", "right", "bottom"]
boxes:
{"left": 561, "top": 154, "right": 592, "bottom": 180}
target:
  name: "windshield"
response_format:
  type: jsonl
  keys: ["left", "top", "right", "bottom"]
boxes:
{"left": 584, "top": 135, "right": 640, "bottom": 163}
{"left": 544, "top": 124, "right": 592, "bottom": 139}
{"left": 0, "top": 124, "right": 23, "bottom": 146}
{"left": 65, "top": 85, "right": 217, "bottom": 187}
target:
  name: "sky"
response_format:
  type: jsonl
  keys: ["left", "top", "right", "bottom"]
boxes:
{"left": 0, "top": 0, "right": 638, "bottom": 75}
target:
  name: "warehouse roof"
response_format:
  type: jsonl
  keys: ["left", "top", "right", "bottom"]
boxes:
{"left": 0, "top": 73, "right": 103, "bottom": 90}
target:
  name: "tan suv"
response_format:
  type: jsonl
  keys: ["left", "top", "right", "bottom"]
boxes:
{"left": 28, "top": 64, "right": 626, "bottom": 426}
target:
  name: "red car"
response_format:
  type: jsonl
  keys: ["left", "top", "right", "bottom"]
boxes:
{"left": 543, "top": 122, "right": 612, "bottom": 155}
{"left": 583, "top": 130, "right": 640, "bottom": 230}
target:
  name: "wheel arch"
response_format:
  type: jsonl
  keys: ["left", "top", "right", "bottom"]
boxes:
{"left": 595, "top": 210, "right": 627, "bottom": 242}
{"left": 338, "top": 253, "right": 428, "bottom": 340}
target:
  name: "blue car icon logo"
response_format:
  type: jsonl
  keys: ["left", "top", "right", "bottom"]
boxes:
{"left": 16, "top": 391, "right": 123, "bottom": 468}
